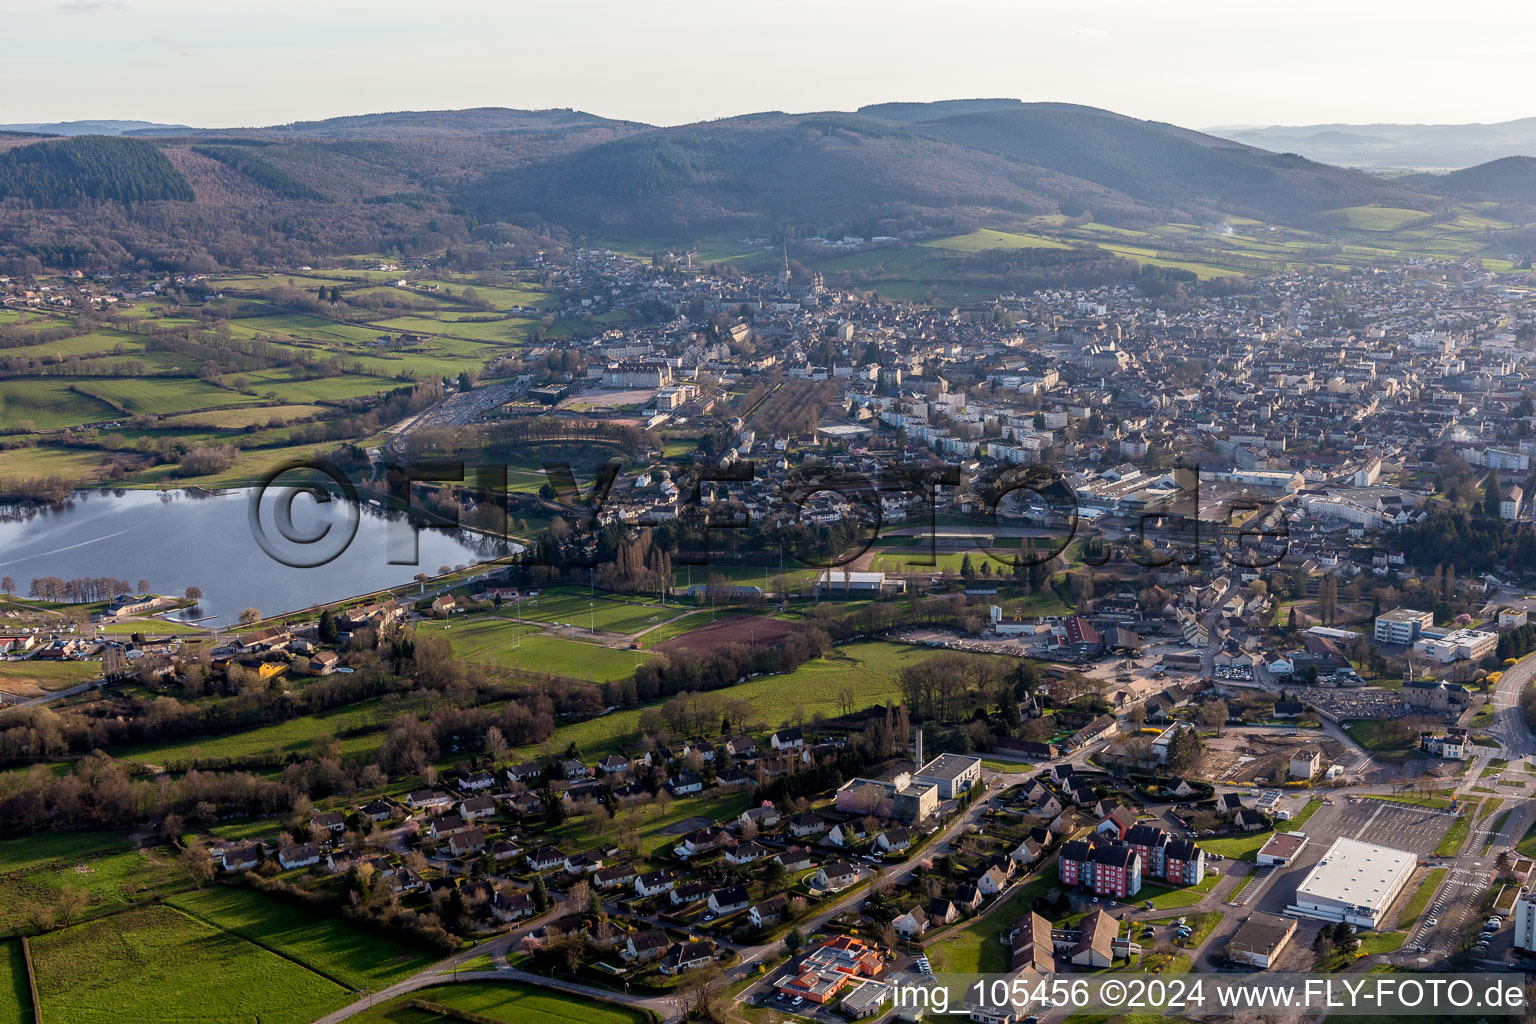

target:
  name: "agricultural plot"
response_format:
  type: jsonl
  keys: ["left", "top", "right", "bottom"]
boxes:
{"left": 168, "top": 887, "right": 438, "bottom": 990}
{"left": 516, "top": 639, "right": 932, "bottom": 758}
{"left": 0, "top": 941, "right": 29, "bottom": 1024}
{"left": 353, "top": 982, "right": 649, "bottom": 1024}
{"left": 0, "top": 659, "right": 100, "bottom": 697}
{"left": 0, "top": 830, "right": 137, "bottom": 875}
{"left": 919, "top": 228, "right": 1071, "bottom": 252}
{"left": 30, "top": 905, "right": 348, "bottom": 1024}
{"left": 0, "top": 845, "right": 184, "bottom": 934}
{"left": 120, "top": 695, "right": 394, "bottom": 767}
{"left": 73, "top": 378, "right": 265, "bottom": 417}
{"left": 161, "top": 404, "right": 330, "bottom": 429}
{"left": 0, "top": 379, "right": 119, "bottom": 430}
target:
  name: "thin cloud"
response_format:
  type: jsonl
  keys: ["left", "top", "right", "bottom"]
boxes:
{"left": 1074, "top": 28, "right": 1110, "bottom": 39}
{"left": 55, "top": 0, "right": 126, "bottom": 11}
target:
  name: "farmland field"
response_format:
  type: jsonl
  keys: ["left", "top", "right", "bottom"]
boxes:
{"left": 657, "top": 613, "right": 798, "bottom": 654}
{"left": 0, "top": 831, "right": 138, "bottom": 875}
{"left": 168, "top": 886, "right": 438, "bottom": 990}
{"left": 0, "top": 941, "right": 28, "bottom": 1024}
{"left": 73, "top": 378, "right": 266, "bottom": 417}
{"left": 0, "top": 379, "right": 119, "bottom": 430}
{"left": 517, "top": 639, "right": 943, "bottom": 758}
{"left": 0, "top": 659, "right": 100, "bottom": 697}
{"left": 0, "top": 844, "right": 185, "bottom": 934}
{"left": 30, "top": 905, "right": 348, "bottom": 1024}
{"left": 352, "top": 982, "right": 649, "bottom": 1024}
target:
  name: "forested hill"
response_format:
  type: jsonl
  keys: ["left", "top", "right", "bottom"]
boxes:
{"left": 0, "top": 136, "right": 193, "bottom": 206}
{"left": 901, "top": 104, "right": 1431, "bottom": 225}
{"left": 1429, "top": 156, "right": 1536, "bottom": 205}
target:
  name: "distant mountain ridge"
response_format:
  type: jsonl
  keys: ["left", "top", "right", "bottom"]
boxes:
{"left": 1211, "top": 117, "right": 1536, "bottom": 170}
{"left": 0, "top": 100, "right": 1533, "bottom": 272}
{"left": 0, "top": 119, "right": 194, "bottom": 136}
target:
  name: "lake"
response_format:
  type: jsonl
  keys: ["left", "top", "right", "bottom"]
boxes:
{"left": 0, "top": 488, "right": 514, "bottom": 627}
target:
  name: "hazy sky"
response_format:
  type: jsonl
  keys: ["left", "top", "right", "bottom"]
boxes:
{"left": 5, "top": 0, "right": 1536, "bottom": 130}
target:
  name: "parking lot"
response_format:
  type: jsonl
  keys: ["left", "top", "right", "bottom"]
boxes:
{"left": 1321, "top": 798, "right": 1453, "bottom": 855}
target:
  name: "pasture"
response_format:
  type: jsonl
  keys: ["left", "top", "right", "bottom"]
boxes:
{"left": 516, "top": 639, "right": 938, "bottom": 758}
{"left": 0, "top": 845, "right": 184, "bottom": 934}
{"left": 30, "top": 905, "right": 348, "bottom": 1024}
{"left": 168, "top": 887, "right": 439, "bottom": 990}
{"left": 0, "top": 941, "right": 29, "bottom": 1024}
{"left": 352, "top": 982, "right": 650, "bottom": 1024}
{"left": 0, "top": 659, "right": 100, "bottom": 697}
{"left": 0, "top": 380, "right": 118, "bottom": 430}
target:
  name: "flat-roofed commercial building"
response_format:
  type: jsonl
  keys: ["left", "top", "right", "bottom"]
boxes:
{"left": 1288, "top": 837, "right": 1415, "bottom": 930}
{"left": 1227, "top": 911, "right": 1299, "bottom": 968}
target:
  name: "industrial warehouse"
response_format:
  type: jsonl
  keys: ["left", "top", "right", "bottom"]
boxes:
{"left": 1287, "top": 837, "right": 1417, "bottom": 930}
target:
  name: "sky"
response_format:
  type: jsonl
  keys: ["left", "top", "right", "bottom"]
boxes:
{"left": 4, "top": 0, "right": 1536, "bottom": 131}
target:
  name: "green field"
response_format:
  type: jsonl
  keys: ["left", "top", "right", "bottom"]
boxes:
{"left": 31, "top": 905, "right": 348, "bottom": 1024}
{"left": 519, "top": 639, "right": 936, "bottom": 758}
{"left": 0, "top": 844, "right": 184, "bottom": 934}
{"left": 0, "top": 830, "right": 138, "bottom": 875}
{"left": 927, "top": 874, "right": 1056, "bottom": 974}
{"left": 168, "top": 886, "right": 438, "bottom": 990}
{"left": 1137, "top": 870, "right": 1220, "bottom": 909}
{"left": 1195, "top": 830, "right": 1274, "bottom": 862}
{"left": 415, "top": 616, "right": 653, "bottom": 681}
{"left": 119, "top": 695, "right": 393, "bottom": 767}
{"left": 511, "top": 589, "right": 671, "bottom": 634}
{"left": 0, "top": 941, "right": 30, "bottom": 1024}
{"left": 352, "top": 982, "right": 649, "bottom": 1024}
{"left": 0, "top": 659, "right": 100, "bottom": 694}
{"left": 0, "top": 379, "right": 119, "bottom": 430}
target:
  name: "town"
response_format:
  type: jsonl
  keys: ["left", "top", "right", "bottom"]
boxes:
{"left": 5, "top": 220, "right": 1536, "bottom": 1024}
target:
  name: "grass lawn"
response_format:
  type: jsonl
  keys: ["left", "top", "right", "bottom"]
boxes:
{"left": 1137, "top": 871, "right": 1220, "bottom": 909}
{"left": 1363, "top": 791, "right": 1455, "bottom": 810}
{"left": 351, "top": 982, "right": 650, "bottom": 1024}
{"left": 1434, "top": 813, "right": 1472, "bottom": 858}
{"left": 544, "top": 790, "right": 751, "bottom": 856}
{"left": 1517, "top": 818, "right": 1536, "bottom": 859}
{"left": 119, "top": 694, "right": 397, "bottom": 767}
{"left": 1396, "top": 868, "right": 1445, "bottom": 929}
{"left": 1149, "top": 910, "right": 1221, "bottom": 950}
{"left": 31, "top": 905, "right": 348, "bottom": 1024}
{"left": 97, "top": 619, "right": 207, "bottom": 636}
{"left": 415, "top": 615, "right": 652, "bottom": 682}
{"left": 926, "top": 873, "right": 1055, "bottom": 974}
{"left": 1196, "top": 830, "right": 1274, "bottom": 862}
{"left": 1340, "top": 720, "right": 1423, "bottom": 759}
{"left": 168, "top": 886, "right": 439, "bottom": 990}
{"left": 1290, "top": 797, "right": 1323, "bottom": 828}
{"left": 1356, "top": 929, "right": 1408, "bottom": 955}
{"left": 0, "top": 940, "right": 29, "bottom": 1024}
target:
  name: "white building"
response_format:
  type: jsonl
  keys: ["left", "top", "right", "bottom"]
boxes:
{"left": 1514, "top": 891, "right": 1536, "bottom": 956}
{"left": 1373, "top": 608, "right": 1433, "bottom": 645}
{"left": 1412, "top": 628, "right": 1497, "bottom": 663}
{"left": 1288, "top": 837, "right": 1415, "bottom": 930}
{"left": 912, "top": 753, "right": 983, "bottom": 800}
